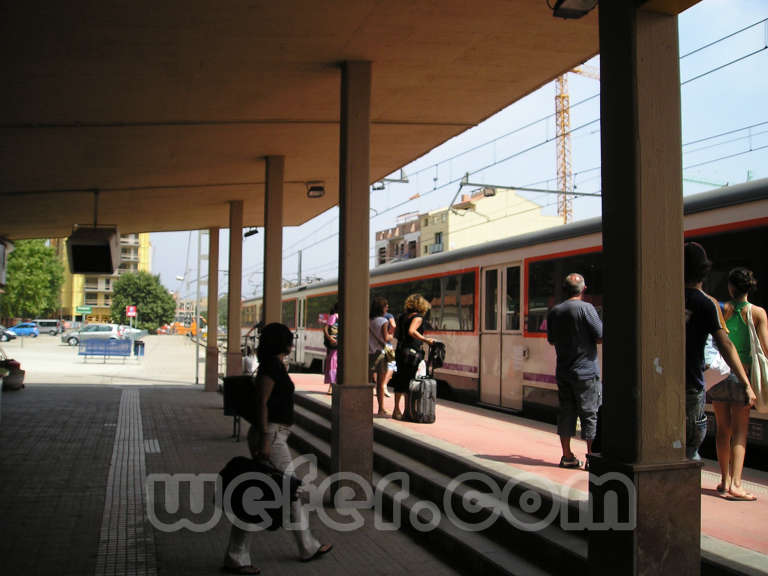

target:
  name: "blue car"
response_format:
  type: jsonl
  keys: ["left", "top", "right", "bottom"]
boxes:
{"left": 9, "top": 322, "right": 39, "bottom": 337}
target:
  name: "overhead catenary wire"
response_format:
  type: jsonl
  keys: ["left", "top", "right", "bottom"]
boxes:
{"left": 276, "top": 22, "right": 768, "bottom": 266}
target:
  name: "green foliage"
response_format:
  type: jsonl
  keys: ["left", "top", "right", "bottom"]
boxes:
{"left": 0, "top": 240, "right": 64, "bottom": 319}
{"left": 110, "top": 271, "right": 175, "bottom": 332}
{"left": 218, "top": 293, "right": 228, "bottom": 327}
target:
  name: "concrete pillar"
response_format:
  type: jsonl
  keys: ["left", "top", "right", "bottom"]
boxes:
{"left": 589, "top": 5, "right": 699, "bottom": 575}
{"left": 331, "top": 61, "right": 373, "bottom": 491}
{"left": 263, "top": 156, "right": 284, "bottom": 325}
{"left": 205, "top": 227, "right": 219, "bottom": 392}
{"left": 226, "top": 201, "right": 243, "bottom": 377}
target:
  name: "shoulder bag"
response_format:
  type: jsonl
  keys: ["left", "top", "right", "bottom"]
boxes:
{"left": 746, "top": 304, "right": 768, "bottom": 413}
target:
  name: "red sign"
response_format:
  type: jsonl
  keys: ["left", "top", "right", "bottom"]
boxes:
{"left": 126, "top": 305, "right": 137, "bottom": 317}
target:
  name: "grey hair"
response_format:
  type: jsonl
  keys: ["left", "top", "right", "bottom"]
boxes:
{"left": 563, "top": 273, "right": 586, "bottom": 297}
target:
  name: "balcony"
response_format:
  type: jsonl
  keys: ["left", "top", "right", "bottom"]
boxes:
{"left": 428, "top": 243, "right": 443, "bottom": 254}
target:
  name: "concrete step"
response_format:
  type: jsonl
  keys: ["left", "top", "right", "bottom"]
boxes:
{"left": 291, "top": 399, "right": 587, "bottom": 575}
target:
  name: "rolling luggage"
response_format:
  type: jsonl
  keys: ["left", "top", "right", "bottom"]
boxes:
{"left": 405, "top": 377, "right": 437, "bottom": 423}
{"left": 404, "top": 341, "right": 443, "bottom": 423}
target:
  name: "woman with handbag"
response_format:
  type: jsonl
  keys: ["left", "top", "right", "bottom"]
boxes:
{"left": 711, "top": 268, "right": 764, "bottom": 501}
{"left": 369, "top": 296, "right": 394, "bottom": 416}
{"left": 223, "top": 323, "right": 332, "bottom": 573}
{"left": 391, "top": 294, "right": 435, "bottom": 420}
{"left": 323, "top": 302, "right": 339, "bottom": 394}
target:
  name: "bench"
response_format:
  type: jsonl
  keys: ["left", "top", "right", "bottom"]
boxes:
{"left": 78, "top": 339, "right": 132, "bottom": 363}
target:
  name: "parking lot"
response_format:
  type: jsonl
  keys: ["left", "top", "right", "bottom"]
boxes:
{"left": 1, "top": 333, "right": 203, "bottom": 386}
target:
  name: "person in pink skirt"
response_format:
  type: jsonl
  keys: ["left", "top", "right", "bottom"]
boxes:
{"left": 323, "top": 302, "right": 339, "bottom": 394}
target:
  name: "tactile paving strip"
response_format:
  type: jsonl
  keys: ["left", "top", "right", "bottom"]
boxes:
{"left": 95, "top": 390, "right": 157, "bottom": 576}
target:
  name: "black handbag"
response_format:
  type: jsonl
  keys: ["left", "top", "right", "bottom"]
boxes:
{"left": 219, "top": 456, "right": 301, "bottom": 530}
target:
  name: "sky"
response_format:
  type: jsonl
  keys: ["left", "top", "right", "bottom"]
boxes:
{"left": 153, "top": 0, "right": 768, "bottom": 301}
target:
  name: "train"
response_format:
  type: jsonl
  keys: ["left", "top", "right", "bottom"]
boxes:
{"left": 242, "top": 178, "right": 768, "bottom": 448}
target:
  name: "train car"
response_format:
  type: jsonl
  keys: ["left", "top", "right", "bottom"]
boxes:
{"left": 242, "top": 178, "right": 768, "bottom": 447}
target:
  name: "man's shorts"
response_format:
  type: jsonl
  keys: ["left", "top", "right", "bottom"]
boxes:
{"left": 555, "top": 374, "right": 602, "bottom": 441}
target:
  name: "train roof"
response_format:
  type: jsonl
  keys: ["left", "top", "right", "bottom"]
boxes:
{"left": 270, "top": 178, "right": 768, "bottom": 299}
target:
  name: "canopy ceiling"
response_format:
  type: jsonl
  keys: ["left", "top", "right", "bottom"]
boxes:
{"left": 0, "top": 0, "right": 697, "bottom": 240}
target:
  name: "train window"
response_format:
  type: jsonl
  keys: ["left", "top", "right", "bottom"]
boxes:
{"left": 306, "top": 294, "right": 338, "bottom": 329}
{"left": 527, "top": 251, "right": 603, "bottom": 333}
{"left": 505, "top": 266, "right": 521, "bottom": 331}
{"left": 484, "top": 269, "right": 498, "bottom": 331}
{"left": 693, "top": 226, "right": 768, "bottom": 310}
{"left": 282, "top": 300, "right": 297, "bottom": 330}
{"left": 371, "top": 270, "right": 475, "bottom": 331}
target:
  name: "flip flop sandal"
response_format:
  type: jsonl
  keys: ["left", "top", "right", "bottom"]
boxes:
{"left": 301, "top": 543, "right": 333, "bottom": 562}
{"left": 724, "top": 491, "right": 757, "bottom": 502}
{"left": 559, "top": 456, "right": 583, "bottom": 469}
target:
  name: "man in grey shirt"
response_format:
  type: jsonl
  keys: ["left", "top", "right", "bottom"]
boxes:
{"left": 546, "top": 273, "right": 603, "bottom": 469}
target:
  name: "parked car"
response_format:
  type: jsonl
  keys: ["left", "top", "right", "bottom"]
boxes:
{"left": 33, "top": 318, "right": 63, "bottom": 335}
{"left": 61, "top": 323, "right": 122, "bottom": 346}
{"left": 0, "top": 325, "right": 17, "bottom": 342}
{"left": 0, "top": 346, "right": 24, "bottom": 390}
{"left": 118, "top": 325, "right": 148, "bottom": 339}
{"left": 9, "top": 322, "right": 39, "bottom": 337}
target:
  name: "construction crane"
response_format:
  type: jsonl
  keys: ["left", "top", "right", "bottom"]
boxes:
{"left": 555, "top": 65, "right": 599, "bottom": 224}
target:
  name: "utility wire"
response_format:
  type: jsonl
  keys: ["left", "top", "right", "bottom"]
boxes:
{"left": 680, "top": 17, "right": 768, "bottom": 59}
{"left": 279, "top": 25, "right": 768, "bottom": 263}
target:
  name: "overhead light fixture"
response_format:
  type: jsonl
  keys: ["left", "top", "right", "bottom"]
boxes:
{"left": 550, "top": 0, "right": 597, "bottom": 19}
{"left": 244, "top": 228, "right": 259, "bottom": 238}
{"left": 306, "top": 181, "right": 325, "bottom": 198}
{"left": 483, "top": 187, "right": 496, "bottom": 197}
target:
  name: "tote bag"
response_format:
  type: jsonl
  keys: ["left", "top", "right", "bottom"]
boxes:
{"left": 746, "top": 304, "right": 768, "bottom": 413}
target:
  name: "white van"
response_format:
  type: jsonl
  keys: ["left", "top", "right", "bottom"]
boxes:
{"left": 34, "top": 319, "right": 62, "bottom": 335}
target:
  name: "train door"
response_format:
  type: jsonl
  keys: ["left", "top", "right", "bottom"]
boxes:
{"left": 480, "top": 264, "right": 524, "bottom": 409}
{"left": 294, "top": 298, "right": 305, "bottom": 365}
{"left": 480, "top": 267, "right": 502, "bottom": 404}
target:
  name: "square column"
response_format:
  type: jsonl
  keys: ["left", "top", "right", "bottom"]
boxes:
{"left": 205, "top": 227, "right": 219, "bottom": 392}
{"left": 263, "top": 156, "right": 285, "bottom": 325}
{"left": 226, "top": 201, "right": 243, "bottom": 377}
{"left": 589, "top": 5, "right": 700, "bottom": 575}
{"left": 331, "top": 61, "right": 373, "bottom": 491}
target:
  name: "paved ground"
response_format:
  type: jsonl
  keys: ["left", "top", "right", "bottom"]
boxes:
{"left": 0, "top": 385, "right": 462, "bottom": 576}
{"left": 2, "top": 337, "right": 767, "bottom": 575}
{"left": 1, "top": 334, "right": 203, "bottom": 385}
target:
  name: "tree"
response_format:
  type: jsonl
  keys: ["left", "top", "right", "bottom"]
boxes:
{"left": 110, "top": 271, "right": 175, "bottom": 332}
{"left": 218, "top": 293, "right": 228, "bottom": 327}
{"left": 0, "top": 240, "right": 64, "bottom": 319}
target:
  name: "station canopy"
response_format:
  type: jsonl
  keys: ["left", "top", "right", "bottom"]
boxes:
{"left": 0, "top": 1, "right": 696, "bottom": 240}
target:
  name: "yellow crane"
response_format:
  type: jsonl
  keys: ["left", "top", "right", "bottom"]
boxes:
{"left": 555, "top": 65, "right": 599, "bottom": 224}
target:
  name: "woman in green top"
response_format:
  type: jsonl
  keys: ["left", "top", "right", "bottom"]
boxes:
{"left": 711, "top": 268, "right": 764, "bottom": 501}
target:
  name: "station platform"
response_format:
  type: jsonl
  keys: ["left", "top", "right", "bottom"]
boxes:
{"left": 1, "top": 377, "right": 766, "bottom": 575}
{"left": 289, "top": 373, "right": 768, "bottom": 574}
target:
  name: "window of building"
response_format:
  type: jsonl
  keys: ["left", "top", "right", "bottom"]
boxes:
{"left": 435, "top": 232, "right": 443, "bottom": 245}
{"left": 378, "top": 247, "right": 387, "bottom": 265}
{"left": 441, "top": 213, "right": 447, "bottom": 222}
{"left": 424, "top": 246, "right": 429, "bottom": 255}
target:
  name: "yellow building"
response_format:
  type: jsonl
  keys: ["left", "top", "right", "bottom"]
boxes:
{"left": 53, "top": 233, "right": 152, "bottom": 323}
{"left": 419, "top": 188, "right": 563, "bottom": 256}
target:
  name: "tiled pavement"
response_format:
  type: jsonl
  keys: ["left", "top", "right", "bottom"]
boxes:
{"left": 0, "top": 385, "right": 462, "bottom": 576}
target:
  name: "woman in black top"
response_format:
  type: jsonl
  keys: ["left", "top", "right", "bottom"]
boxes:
{"left": 223, "top": 323, "right": 332, "bottom": 574}
{"left": 392, "top": 294, "right": 435, "bottom": 420}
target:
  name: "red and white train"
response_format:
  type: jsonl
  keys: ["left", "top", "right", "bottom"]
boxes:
{"left": 242, "top": 178, "right": 768, "bottom": 447}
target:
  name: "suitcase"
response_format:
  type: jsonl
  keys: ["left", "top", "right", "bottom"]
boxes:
{"left": 405, "top": 377, "right": 437, "bottom": 423}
